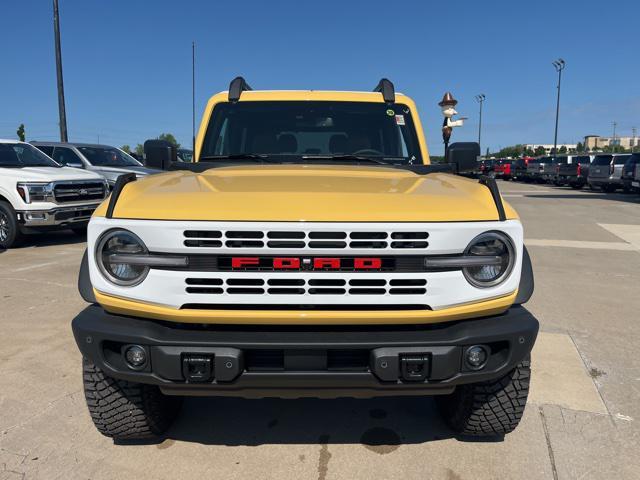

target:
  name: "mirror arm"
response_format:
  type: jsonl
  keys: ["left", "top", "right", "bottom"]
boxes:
{"left": 479, "top": 175, "right": 506, "bottom": 221}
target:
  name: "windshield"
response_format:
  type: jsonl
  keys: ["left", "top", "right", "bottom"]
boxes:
{"left": 0, "top": 143, "right": 60, "bottom": 168}
{"left": 77, "top": 146, "right": 141, "bottom": 167}
{"left": 592, "top": 155, "right": 612, "bottom": 166}
{"left": 200, "top": 101, "right": 422, "bottom": 164}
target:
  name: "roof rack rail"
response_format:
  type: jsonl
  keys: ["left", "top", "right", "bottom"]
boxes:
{"left": 228, "top": 76, "right": 252, "bottom": 102}
{"left": 373, "top": 78, "right": 395, "bottom": 103}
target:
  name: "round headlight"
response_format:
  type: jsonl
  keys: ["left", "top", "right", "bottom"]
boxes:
{"left": 463, "top": 232, "right": 515, "bottom": 288}
{"left": 96, "top": 229, "right": 149, "bottom": 286}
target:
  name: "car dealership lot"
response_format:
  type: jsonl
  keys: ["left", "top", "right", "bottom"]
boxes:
{"left": 1, "top": 181, "right": 639, "bottom": 480}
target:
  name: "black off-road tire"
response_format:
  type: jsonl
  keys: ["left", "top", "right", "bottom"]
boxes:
{"left": 0, "top": 201, "right": 22, "bottom": 249}
{"left": 82, "top": 357, "right": 182, "bottom": 440}
{"left": 436, "top": 357, "right": 531, "bottom": 437}
{"left": 570, "top": 183, "right": 584, "bottom": 190}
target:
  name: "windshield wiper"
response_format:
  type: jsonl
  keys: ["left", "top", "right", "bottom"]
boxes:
{"left": 301, "top": 155, "right": 391, "bottom": 165}
{"left": 199, "top": 154, "right": 278, "bottom": 163}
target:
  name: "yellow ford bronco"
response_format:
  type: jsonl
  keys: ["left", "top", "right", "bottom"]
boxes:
{"left": 72, "top": 78, "right": 537, "bottom": 440}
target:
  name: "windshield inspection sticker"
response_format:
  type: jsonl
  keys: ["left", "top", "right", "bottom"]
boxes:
{"left": 386, "top": 109, "right": 395, "bottom": 116}
{"left": 395, "top": 114, "right": 406, "bottom": 125}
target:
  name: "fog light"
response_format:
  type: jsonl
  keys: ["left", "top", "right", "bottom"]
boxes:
{"left": 124, "top": 345, "right": 147, "bottom": 369}
{"left": 465, "top": 345, "right": 488, "bottom": 370}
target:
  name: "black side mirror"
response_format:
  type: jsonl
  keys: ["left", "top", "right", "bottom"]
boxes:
{"left": 447, "top": 142, "right": 480, "bottom": 174}
{"left": 143, "top": 140, "right": 176, "bottom": 170}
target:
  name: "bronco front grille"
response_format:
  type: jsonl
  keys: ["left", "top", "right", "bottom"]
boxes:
{"left": 183, "top": 229, "right": 429, "bottom": 250}
{"left": 184, "top": 277, "right": 427, "bottom": 296}
{"left": 53, "top": 181, "right": 106, "bottom": 203}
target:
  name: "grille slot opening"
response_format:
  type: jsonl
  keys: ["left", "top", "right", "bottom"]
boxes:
{"left": 226, "top": 278, "right": 264, "bottom": 286}
{"left": 246, "top": 350, "right": 284, "bottom": 371}
{"left": 349, "top": 241, "right": 387, "bottom": 249}
{"left": 226, "top": 231, "right": 263, "bottom": 239}
{"left": 349, "top": 279, "right": 386, "bottom": 286}
{"left": 389, "top": 288, "right": 427, "bottom": 295}
{"left": 267, "top": 231, "right": 305, "bottom": 239}
{"left": 185, "top": 278, "right": 223, "bottom": 285}
{"left": 308, "top": 241, "right": 347, "bottom": 249}
{"left": 226, "top": 287, "right": 265, "bottom": 294}
{"left": 389, "top": 279, "right": 427, "bottom": 286}
{"left": 349, "top": 288, "right": 386, "bottom": 295}
{"left": 267, "top": 279, "right": 305, "bottom": 286}
{"left": 267, "top": 288, "right": 305, "bottom": 295}
{"left": 391, "top": 232, "right": 429, "bottom": 239}
{"left": 350, "top": 232, "right": 387, "bottom": 239}
{"left": 185, "top": 287, "right": 223, "bottom": 294}
{"left": 308, "top": 279, "right": 346, "bottom": 286}
{"left": 309, "top": 232, "right": 347, "bottom": 239}
{"left": 267, "top": 241, "right": 306, "bottom": 249}
{"left": 327, "top": 349, "right": 370, "bottom": 371}
{"left": 184, "top": 230, "right": 222, "bottom": 238}
{"left": 225, "top": 240, "right": 265, "bottom": 248}
{"left": 391, "top": 241, "right": 429, "bottom": 249}
{"left": 308, "top": 288, "right": 346, "bottom": 295}
{"left": 184, "top": 240, "right": 222, "bottom": 247}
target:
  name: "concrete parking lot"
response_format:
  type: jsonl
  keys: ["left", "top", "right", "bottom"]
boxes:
{"left": 1, "top": 181, "right": 639, "bottom": 480}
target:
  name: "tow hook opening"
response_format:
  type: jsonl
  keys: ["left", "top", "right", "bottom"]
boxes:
{"left": 182, "top": 354, "right": 213, "bottom": 383}
{"left": 400, "top": 354, "right": 431, "bottom": 382}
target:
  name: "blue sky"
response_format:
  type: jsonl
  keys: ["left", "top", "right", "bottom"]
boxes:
{"left": 1, "top": 0, "right": 638, "bottom": 155}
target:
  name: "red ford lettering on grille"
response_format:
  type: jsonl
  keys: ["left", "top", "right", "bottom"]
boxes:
{"left": 313, "top": 258, "right": 341, "bottom": 269}
{"left": 354, "top": 258, "right": 382, "bottom": 269}
{"left": 273, "top": 257, "right": 300, "bottom": 269}
{"left": 231, "top": 257, "right": 259, "bottom": 268}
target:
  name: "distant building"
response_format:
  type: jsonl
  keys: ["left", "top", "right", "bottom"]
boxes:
{"left": 524, "top": 144, "right": 577, "bottom": 154}
{"left": 584, "top": 135, "right": 638, "bottom": 150}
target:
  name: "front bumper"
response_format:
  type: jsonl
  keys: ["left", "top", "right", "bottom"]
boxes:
{"left": 17, "top": 204, "right": 99, "bottom": 228}
{"left": 72, "top": 304, "right": 538, "bottom": 398}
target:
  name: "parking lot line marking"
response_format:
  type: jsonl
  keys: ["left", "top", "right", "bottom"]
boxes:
{"left": 597, "top": 224, "right": 640, "bottom": 250}
{"left": 525, "top": 239, "right": 636, "bottom": 251}
{"left": 529, "top": 332, "right": 607, "bottom": 414}
{"left": 10, "top": 261, "right": 66, "bottom": 272}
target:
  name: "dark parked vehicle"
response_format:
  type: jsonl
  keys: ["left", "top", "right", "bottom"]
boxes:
{"left": 632, "top": 162, "right": 640, "bottom": 193}
{"left": 476, "top": 159, "right": 495, "bottom": 177}
{"left": 587, "top": 154, "right": 631, "bottom": 192}
{"left": 494, "top": 159, "right": 514, "bottom": 180}
{"left": 525, "top": 157, "right": 546, "bottom": 182}
{"left": 622, "top": 153, "right": 640, "bottom": 192}
{"left": 555, "top": 155, "right": 592, "bottom": 189}
{"left": 539, "top": 156, "right": 563, "bottom": 182}
{"left": 512, "top": 157, "right": 533, "bottom": 181}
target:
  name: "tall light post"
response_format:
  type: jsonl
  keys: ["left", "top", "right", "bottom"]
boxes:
{"left": 551, "top": 58, "right": 565, "bottom": 157}
{"left": 474, "top": 94, "right": 485, "bottom": 155}
{"left": 53, "top": 0, "right": 68, "bottom": 142}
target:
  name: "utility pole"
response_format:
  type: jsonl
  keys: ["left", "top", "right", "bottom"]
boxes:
{"left": 475, "top": 94, "right": 485, "bottom": 156}
{"left": 53, "top": 0, "right": 68, "bottom": 142}
{"left": 612, "top": 121, "right": 617, "bottom": 149}
{"left": 632, "top": 127, "right": 637, "bottom": 153}
{"left": 552, "top": 58, "right": 565, "bottom": 157}
{"left": 192, "top": 41, "right": 196, "bottom": 154}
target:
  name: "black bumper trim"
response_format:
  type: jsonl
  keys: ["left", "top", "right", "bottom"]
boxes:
{"left": 72, "top": 305, "right": 538, "bottom": 398}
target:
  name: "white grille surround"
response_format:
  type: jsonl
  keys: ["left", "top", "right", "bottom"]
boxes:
{"left": 87, "top": 218, "right": 524, "bottom": 311}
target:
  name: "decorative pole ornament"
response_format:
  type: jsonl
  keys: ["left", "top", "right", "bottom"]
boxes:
{"left": 439, "top": 92, "right": 465, "bottom": 157}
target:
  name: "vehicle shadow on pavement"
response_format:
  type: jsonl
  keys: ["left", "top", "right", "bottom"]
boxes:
{"left": 15, "top": 230, "right": 87, "bottom": 249}
{"left": 523, "top": 193, "right": 640, "bottom": 204}
{"left": 132, "top": 396, "right": 503, "bottom": 447}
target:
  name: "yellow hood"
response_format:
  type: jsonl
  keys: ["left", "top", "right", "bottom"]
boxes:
{"left": 95, "top": 165, "right": 516, "bottom": 222}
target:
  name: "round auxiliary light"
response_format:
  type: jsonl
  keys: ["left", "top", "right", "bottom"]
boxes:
{"left": 465, "top": 345, "right": 488, "bottom": 370}
{"left": 96, "top": 229, "right": 149, "bottom": 286}
{"left": 124, "top": 345, "right": 147, "bottom": 369}
{"left": 463, "top": 231, "right": 515, "bottom": 288}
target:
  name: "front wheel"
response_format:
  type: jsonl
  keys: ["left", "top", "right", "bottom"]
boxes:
{"left": 436, "top": 357, "right": 531, "bottom": 437}
{"left": 0, "top": 201, "right": 22, "bottom": 249}
{"left": 82, "top": 358, "right": 182, "bottom": 440}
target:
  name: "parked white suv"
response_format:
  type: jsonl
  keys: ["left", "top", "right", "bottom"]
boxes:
{"left": 0, "top": 139, "right": 108, "bottom": 248}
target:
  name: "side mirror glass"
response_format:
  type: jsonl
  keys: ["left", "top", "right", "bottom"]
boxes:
{"left": 143, "top": 140, "right": 176, "bottom": 170}
{"left": 447, "top": 142, "right": 480, "bottom": 174}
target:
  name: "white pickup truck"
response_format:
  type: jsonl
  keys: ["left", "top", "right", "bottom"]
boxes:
{"left": 0, "top": 139, "right": 108, "bottom": 248}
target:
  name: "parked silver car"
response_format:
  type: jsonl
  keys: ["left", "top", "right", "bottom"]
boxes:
{"left": 587, "top": 154, "right": 631, "bottom": 192}
{"left": 31, "top": 142, "right": 161, "bottom": 189}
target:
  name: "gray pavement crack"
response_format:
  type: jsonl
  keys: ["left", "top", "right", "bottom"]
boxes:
{"left": 539, "top": 406, "right": 559, "bottom": 480}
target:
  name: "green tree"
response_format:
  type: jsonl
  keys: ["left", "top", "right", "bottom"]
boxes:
{"left": 121, "top": 145, "right": 131, "bottom": 154}
{"left": 135, "top": 144, "right": 144, "bottom": 156}
{"left": 523, "top": 147, "right": 535, "bottom": 156}
{"left": 559, "top": 145, "right": 567, "bottom": 154}
{"left": 534, "top": 146, "right": 546, "bottom": 156}
{"left": 576, "top": 142, "right": 584, "bottom": 153}
{"left": 16, "top": 124, "right": 25, "bottom": 141}
{"left": 158, "top": 133, "right": 180, "bottom": 148}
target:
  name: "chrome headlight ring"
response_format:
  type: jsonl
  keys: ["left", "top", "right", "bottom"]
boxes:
{"left": 462, "top": 231, "right": 516, "bottom": 288}
{"left": 95, "top": 229, "right": 150, "bottom": 287}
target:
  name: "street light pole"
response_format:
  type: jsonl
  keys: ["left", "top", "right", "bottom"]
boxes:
{"left": 474, "top": 94, "right": 485, "bottom": 155}
{"left": 192, "top": 41, "right": 195, "bottom": 154}
{"left": 551, "top": 58, "right": 565, "bottom": 157}
{"left": 53, "top": 0, "right": 68, "bottom": 142}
